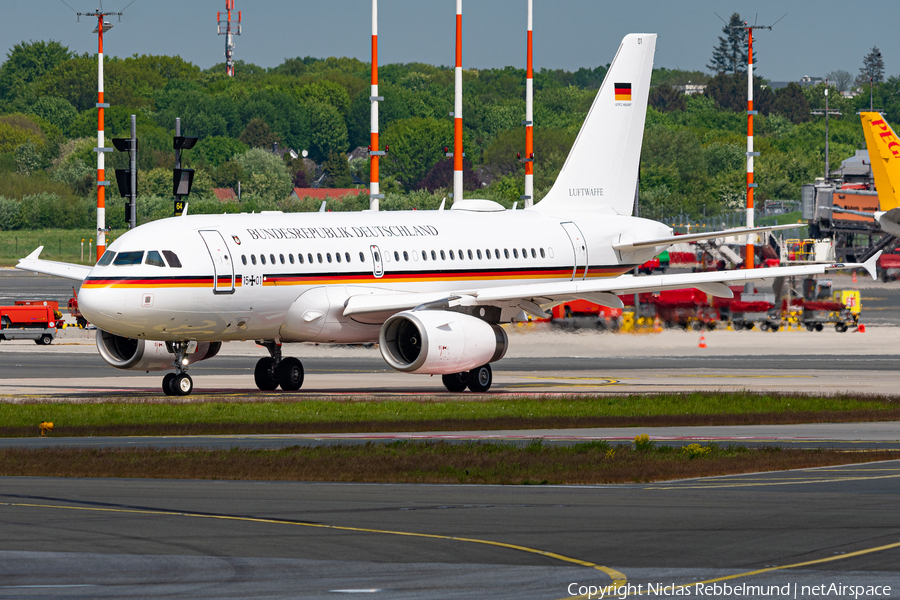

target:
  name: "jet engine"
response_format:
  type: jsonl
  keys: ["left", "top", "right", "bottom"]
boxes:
{"left": 379, "top": 310, "right": 507, "bottom": 375}
{"left": 96, "top": 330, "right": 221, "bottom": 371}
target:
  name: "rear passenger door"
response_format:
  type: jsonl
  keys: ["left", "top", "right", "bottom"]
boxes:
{"left": 199, "top": 230, "right": 235, "bottom": 294}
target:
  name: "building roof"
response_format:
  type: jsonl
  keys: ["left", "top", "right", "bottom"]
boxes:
{"left": 213, "top": 188, "right": 237, "bottom": 202}
{"left": 291, "top": 188, "right": 364, "bottom": 200}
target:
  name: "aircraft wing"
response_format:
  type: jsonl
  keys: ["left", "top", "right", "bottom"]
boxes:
{"left": 612, "top": 223, "right": 801, "bottom": 251}
{"left": 16, "top": 247, "right": 92, "bottom": 282}
{"left": 343, "top": 254, "right": 879, "bottom": 318}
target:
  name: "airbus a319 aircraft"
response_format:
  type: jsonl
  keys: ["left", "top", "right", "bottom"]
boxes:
{"left": 18, "top": 34, "right": 877, "bottom": 396}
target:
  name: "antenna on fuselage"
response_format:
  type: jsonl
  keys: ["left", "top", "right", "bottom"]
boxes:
{"left": 319, "top": 201, "right": 327, "bottom": 213}
{"left": 438, "top": 198, "right": 446, "bottom": 211}
{"left": 181, "top": 202, "right": 189, "bottom": 217}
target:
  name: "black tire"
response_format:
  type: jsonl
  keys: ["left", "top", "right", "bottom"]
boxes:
{"left": 37, "top": 334, "right": 52, "bottom": 345}
{"left": 466, "top": 364, "right": 493, "bottom": 393}
{"left": 806, "top": 324, "right": 814, "bottom": 332}
{"left": 277, "top": 357, "right": 304, "bottom": 391}
{"left": 171, "top": 373, "right": 193, "bottom": 396}
{"left": 442, "top": 373, "right": 468, "bottom": 392}
{"left": 815, "top": 323, "right": 824, "bottom": 332}
{"left": 254, "top": 357, "right": 279, "bottom": 391}
{"left": 836, "top": 324, "right": 847, "bottom": 333}
{"left": 162, "top": 373, "right": 176, "bottom": 396}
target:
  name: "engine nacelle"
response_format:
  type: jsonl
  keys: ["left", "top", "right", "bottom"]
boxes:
{"left": 379, "top": 310, "right": 507, "bottom": 375}
{"left": 96, "top": 330, "right": 221, "bottom": 372}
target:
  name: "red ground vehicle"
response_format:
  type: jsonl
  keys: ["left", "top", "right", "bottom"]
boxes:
{"left": 0, "top": 303, "right": 58, "bottom": 344}
{"left": 877, "top": 250, "right": 900, "bottom": 282}
{"left": 68, "top": 287, "right": 89, "bottom": 328}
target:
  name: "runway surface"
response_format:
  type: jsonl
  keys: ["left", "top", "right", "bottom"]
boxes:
{"left": 5, "top": 422, "right": 900, "bottom": 452}
{"left": 2, "top": 463, "right": 900, "bottom": 599}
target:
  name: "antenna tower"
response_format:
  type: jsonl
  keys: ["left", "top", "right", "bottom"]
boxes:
{"left": 217, "top": 0, "right": 242, "bottom": 76}
{"left": 719, "top": 13, "right": 784, "bottom": 269}
{"left": 76, "top": 8, "right": 123, "bottom": 262}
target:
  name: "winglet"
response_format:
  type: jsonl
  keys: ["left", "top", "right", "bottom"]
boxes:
{"left": 862, "top": 251, "right": 882, "bottom": 280}
{"left": 24, "top": 246, "right": 44, "bottom": 260}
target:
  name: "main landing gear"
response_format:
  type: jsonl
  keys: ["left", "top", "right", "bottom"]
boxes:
{"left": 254, "top": 340, "right": 304, "bottom": 392}
{"left": 162, "top": 341, "right": 194, "bottom": 396}
{"left": 441, "top": 364, "right": 493, "bottom": 393}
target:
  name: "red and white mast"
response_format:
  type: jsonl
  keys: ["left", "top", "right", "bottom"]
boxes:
{"left": 523, "top": 0, "right": 534, "bottom": 208}
{"left": 453, "top": 0, "right": 463, "bottom": 204}
{"left": 217, "top": 0, "right": 242, "bottom": 77}
{"left": 96, "top": 16, "right": 107, "bottom": 261}
{"left": 745, "top": 25, "right": 756, "bottom": 269}
{"left": 369, "top": 0, "right": 383, "bottom": 211}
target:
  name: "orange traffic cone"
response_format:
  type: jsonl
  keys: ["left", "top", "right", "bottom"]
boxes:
{"left": 698, "top": 334, "right": 707, "bottom": 349}
{"left": 858, "top": 323, "right": 866, "bottom": 333}
{"left": 852, "top": 271, "right": 857, "bottom": 284}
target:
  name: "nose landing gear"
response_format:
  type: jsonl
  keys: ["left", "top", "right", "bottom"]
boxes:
{"left": 254, "top": 340, "right": 305, "bottom": 392}
{"left": 162, "top": 341, "right": 194, "bottom": 396}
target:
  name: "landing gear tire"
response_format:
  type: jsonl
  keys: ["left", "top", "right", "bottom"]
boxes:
{"left": 170, "top": 373, "right": 193, "bottom": 396}
{"left": 442, "top": 372, "right": 468, "bottom": 392}
{"left": 162, "top": 373, "right": 176, "bottom": 396}
{"left": 277, "top": 357, "right": 304, "bottom": 391}
{"left": 466, "top": 364, "right": 493, "bottom": 393}
{"left": 254, "top": 357, "right": 279, "bottom": 391}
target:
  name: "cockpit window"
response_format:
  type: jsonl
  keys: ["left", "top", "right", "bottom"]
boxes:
{"left": 113, "top": 251, "right": 144, "bottom": 266}
{"left": 146, "top": 251, "right": 165, "bottom": 267}
{"left": 162, "top": 250, "right": 182, "bottom": 268}
{"left": 97, "top": 251, "right": 116, "bottom": 266}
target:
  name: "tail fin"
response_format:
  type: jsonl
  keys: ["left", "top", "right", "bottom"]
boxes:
{"left": 861, "top": 112, "right": 900, "bottom": 211}
{"left": 535, "top": 33, "right": 657, "bottom": 215}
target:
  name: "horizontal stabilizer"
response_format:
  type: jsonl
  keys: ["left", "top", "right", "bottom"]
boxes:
{"left": 614, "top": 223, "right": 801, "bottom": 251}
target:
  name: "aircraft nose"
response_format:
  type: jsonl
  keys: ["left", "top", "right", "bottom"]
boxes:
{"left": 78, "top": 285, "right": 125, "bottom": 327}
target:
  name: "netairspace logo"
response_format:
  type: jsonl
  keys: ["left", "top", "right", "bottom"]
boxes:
{"left": 567, "top": 581, "right": 893, "bottom": 599}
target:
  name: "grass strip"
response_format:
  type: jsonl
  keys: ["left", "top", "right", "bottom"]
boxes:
{"left": 1, "top": 442, "right": 896, "bottom": 484}
{"left": 2, "top": 392, "right": 899, "bottom": 438}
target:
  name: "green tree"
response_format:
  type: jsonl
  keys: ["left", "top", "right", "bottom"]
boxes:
{"left": 296, "top": 81, "right": 351, "bottom": 118}
{"left": 239, "top": 119, "right": 281, "bottom": 149}
{"left": 773, "top": 83, "right": 810, "bottom": 124}
{"left": 381, "top": 117, "right": 453, "bottom": 191}
{"left": 0, "top": 40, "right": 72, "bottom": 101}
{"left": 649, "top": 86, "right": 687, "bottom": 112}
{"left": 212, "top": 161, "right": 245, "bottom": 190}
{"left": 26, "top": 96, "right": 78, "bottom": 136}
{"left": 707, "top": 13, "right": 748, "bottom": 75}
{"left": 232, "top": 148, "right": 292, "bottom": 200}
{"left": 194, "top": 136, "right": 248, "bottom": 168}
{"left": 31, "top": 57, "right": 96, "bottom": 112}
{"left": 857, "top": 46, "right": 885, "bottom": 86}
{"left": 322, "top": 151, "right": 353, "bottom": 188}
{"left": 15, "top": 140, "right": 42, "bottom": 175}
{"left": 304, "top": 101, "right": 348, "bottom": 162}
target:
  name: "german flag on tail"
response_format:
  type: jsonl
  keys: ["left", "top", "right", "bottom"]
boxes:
{"left": 614, "top": 82, "right": 632, "bottom": 102}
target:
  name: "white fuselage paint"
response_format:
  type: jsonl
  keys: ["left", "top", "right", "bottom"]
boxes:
{"left": 77, "top": 208, "right": 668, "bottom": 344}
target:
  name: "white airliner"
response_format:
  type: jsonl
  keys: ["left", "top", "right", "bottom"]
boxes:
{"left": 18, "top": 34, "right": 876, "bottom": 396}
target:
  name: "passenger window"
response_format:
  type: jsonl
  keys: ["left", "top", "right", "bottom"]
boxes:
{"left": 308, "top": 253, "right": 313, "bottom": 264}
{"left": 97, "top": 250, "right": 116, "bottom": 266}
{"left": 504, "top": 249, "right": 509, "bottom": 259}
{"left": 522, "top": 248, "right": 527, "bottom": 258}
{"left": 513, "top": 248, "right": 519, "bottom": 259}
{"left": 146, "top": 251, "right": 165, "bottom": 267}
{"left": 280, "top": 254, "right": 285, "bottom": 264}
{"left": 241, "top": 255, "right": 247, "bottom": 266}
{"left": 394, "top": 251, "right": 399, "bottom": 261}
{"left": 421, "top": 250, "right": 427, "bottom": 261}
{"left": 317, "top": 253, "right": 323, "bottom": 263}
{"left": 162, "top": 250, "right": 182, "bottom": 268}
{"left": 403, "top": 251, "right": 408, "bottom": 261}
{"left": 359, "top": 252, "right": 365, "bottom": 262}
{"left": 345, "top": 252, "right": 350, "bottom": 263}
{"left": 439, "top": 250, "right": 445, "bottom": 260}
{"left": 459, "top": 249, "right": 464, "bottom": 259}
{"left": 298, "top": 254, "right": 304, "bottom": 264}
{"left": 485, "top": 249, "right": 491, "bottom": 259}
{"left": 540, "top": 248, "right": 545, "bottom": 258}
{"left": 261, "top": 254, "right": 266, "bottom": 265}
{"left": 251, "top": 255, "right": 257, "bottom": 265}
{"left": 327, "top": 253, "right": 332, "bottom": 263}
{"left": 467, "top": 249, "right": 473, "bottom": 260}
{"left": 476, "top": 249, "right": 482, "bottom": 259}
{"left": 335, "top": 253, "right": 341, "bottom": 263}
{"left": 114, "top": 251, "right": 144, "bottom": 266}
{"left": 495, "top": 248, "right": 500, "bottom": 258}
{"left": 531, "top": 248, "right": 536, "bottom": 258}
{"left": 270, "top": 254, "right": 276, "bottom": 265}
{"left": 289, "top": 254, "right": 294, "bottom": 264}
{"left": 374, "top": 252, "right": 380, "bottom": 261}
{"left": 449, "top": 250, "right": 455, "bottom": 260}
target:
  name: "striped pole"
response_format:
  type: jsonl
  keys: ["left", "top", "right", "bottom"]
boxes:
{"left": 452, "top": 0, "right": 463, "bottom": 204}
{"left": 745, "top": 26, "right": 755, "bottom": 269}
{"left": 96, "top": 16, "right": 106, "bottom": 262}
{"left": 523, "top": 0, "right": 534, "bottom": 208}
{"left": 369, "top": 0, "right": 381, "bottom": 211}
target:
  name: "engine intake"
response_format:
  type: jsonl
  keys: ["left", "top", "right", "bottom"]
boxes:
{"left": 96, "top": 330, "right": 221, "bottom": 371}
{"left": 379, "top": 310, "right": 507, "bottom": 374}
